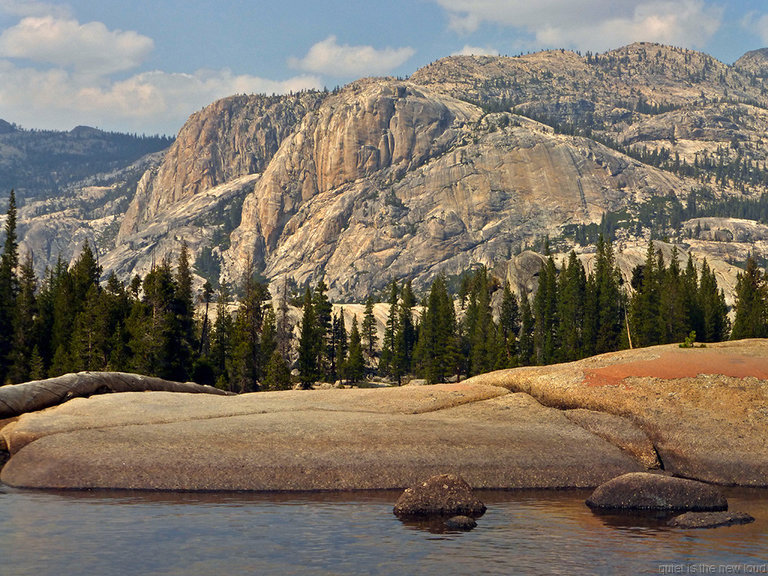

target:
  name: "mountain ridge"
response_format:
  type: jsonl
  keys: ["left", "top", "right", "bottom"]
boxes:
{"left": 8, "top": 42, "right": 768, "bottom": 298}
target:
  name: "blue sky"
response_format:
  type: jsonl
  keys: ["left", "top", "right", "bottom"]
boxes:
{"left": 2, "top": 0, "right": 768, "bottom": 135}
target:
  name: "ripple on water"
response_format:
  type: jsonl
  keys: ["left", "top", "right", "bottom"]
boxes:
{"left": 0, "top": 487, "right": 765, "bottom": 576}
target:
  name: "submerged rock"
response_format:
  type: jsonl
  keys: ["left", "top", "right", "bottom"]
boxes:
{"left": 393, "top": 474, "right": 486, "bottom": 519}
{"left": 586, "top": 472, "right": 728, "bottom": 511}
{"left": 444, "top": 515, "right": 478, "bottom": 530}
{"left": 668, "top": 511, "right": 755, "bottom": 529}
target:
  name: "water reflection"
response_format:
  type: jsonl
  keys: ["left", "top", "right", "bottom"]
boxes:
{"left": 0, "top": 486, "right": 765, "bottom": 576}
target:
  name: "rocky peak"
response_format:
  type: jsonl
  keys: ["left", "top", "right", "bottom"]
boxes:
{"left": 734, "top": 47, "right": 768, "bottom": 77}
{"left": 224, "top": 80, "right": 481, "bottom": 283}
{"left": 117, "top": 91, "right": 326, "bottom": 242}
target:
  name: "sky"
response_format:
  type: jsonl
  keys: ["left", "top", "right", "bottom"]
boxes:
{"left": 2, "top": 0, "right": 768, "bottom": 136}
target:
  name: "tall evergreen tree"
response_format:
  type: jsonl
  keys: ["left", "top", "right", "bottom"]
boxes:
{"left": 379, "top": 280, "right": 399, "bottom": 377}
{"left": 312, "top": 280, "right": 333, "bottom": 379}
{"left": 557, "top": 251, "right": 587, "bottom": 362}
{"left": 592, "top": 235, "right": 623, "bottom": 354}
{"left": 660, "top": 246, "right": 687, "bottom": 343}
{"left": 631, "top": 240, "right": 663, "bottom": 347}
{"left": 533, "top": 254, "right": 558, "bottom": 365}
{"left": 518, "top": 291, "right": 535, "bottom": 366}
{"left": 210, "top": 284, "right": 234, "bottom": 390}
{"left": 344, "top": 315, "right": 365, "bottom": 384}
{"left": 361, "top": 296, "right": 378, "bottom": 369}
{"left": 412, "top": 275, "right": 458, "bottom": 384}
{"left": 8, "top": 252, "right": 37, "bottom": 383}
{"left": 297, "top": 286, "right": 318, "bottom": 388}
{"left": 393, "top": 280, "right": 416, "bottom": 383}
{"left": 498, "top": 282, "right": 520, "bottom": 367}
{"left": 698, "top": 259, "right": 730, "bottom": 342}
{"left": 731, "top": 256, "right": 768, "bottom": 339}
{"left": 0, "top": 190, "right": 19, "bottom": 383}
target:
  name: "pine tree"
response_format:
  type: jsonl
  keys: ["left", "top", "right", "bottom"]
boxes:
{"left": 344, "top": 315, "right": 365, "bottom": 384}
{"left": 731, "top": 256, "right": 768, "bottom": 339}
{"left": 393, "top": 280, "right": 416, "bottom": 383}
{"left": 361, "top": 296, "right": 378, "bottom": 371}
{"left": 412, "top": 275, "right": 457, "bottom": 384}
{"left": 210, "top": 284, "right": 234, "bottom": 389}
{"left": 660, "top": 246, "right": 686, "bottom": 343}
{"left": 312, "top": 280, "right": 333, "bottom": 379}
{"left": 518, "top": 291, "right": 535, "bottom": 366}
{"left": 330, "top": 310, "right": 348, "bottom": 382}
{"left": 8, "top": 251, "right": 37, "bottom": 383}
{"left": 631, "top": 240, "right": 662, "bottom": 347}
{"left": 463, "top": 267, "right": 497, "bottom": 376}
{"left": 699, "top": 259, "right": 729, "bottom": 342}
{"left": 297, "top": 286, "right": 318, "bottom": 388}
{"left": 592, "top": 235, "right": 623, "bottom": 354}
{"left": 533, "top": 255, "right": 558, "bottom": 364}
{"left": 172, "top": 241, "right": 196, "bottom": 379}
{"left": 379, "top": 280, "right": 399, "bottom": 377}
{"left": 498, "top": 282, "right": 520, "bottom": 367}
{"left": 0, "top": 190, "right": 19, "bottom": 383}
{"left": 262, "top": 348, "right": 292, "bottom": 391}
{"left": 557, "top": 251, "right": 586, "bottom": 362}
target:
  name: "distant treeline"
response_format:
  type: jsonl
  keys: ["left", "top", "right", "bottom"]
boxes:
{"left": 0, "top": 126, "right": 173, "bottom": 198}
{"left": 1, "top": 191, "right": 766, "bottom": 389}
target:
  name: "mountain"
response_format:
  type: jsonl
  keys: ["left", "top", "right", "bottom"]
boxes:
{"left": 11, "top": 42, "right": 768, "bottom": 298}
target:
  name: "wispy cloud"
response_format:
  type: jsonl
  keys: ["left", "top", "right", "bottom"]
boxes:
{"left": 452, "top": 44, "right": 499, "bottom": 56}
{"left": 435, "top": 0, "right": 723, "bottom": 52}
{"left": 0, "top": 16, "right": 154, "bottom": 74}
{"left": 0, "top": 9, "right": 322, "bottom": 134}
{"left": 742, "top": 11, "right": 768, "bottom": 45}
{"left": 289, "top": 35, "right": 415, "bottom": 77}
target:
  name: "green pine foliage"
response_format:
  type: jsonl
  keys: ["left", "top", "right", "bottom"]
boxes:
{"left": 0, "top": 192, "right": 751, "bottom": 390}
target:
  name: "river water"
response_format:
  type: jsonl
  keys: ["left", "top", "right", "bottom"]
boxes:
{"left": 0, "top": 486, "right": 766, "bottom": 575}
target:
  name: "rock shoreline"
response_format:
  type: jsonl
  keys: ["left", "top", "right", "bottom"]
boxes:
{"left": 1, "top": 340, "right": 766, "bottom": 492}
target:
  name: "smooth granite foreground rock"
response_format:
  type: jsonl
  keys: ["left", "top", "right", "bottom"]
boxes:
{"left": 393, "top": 474, "right": 486, "bottom": 519}
{"left": 468, "top": 340, "right": 768, "bottom": 486}
{"left": 667, "top": 511, "right": 755, "bottom": 529}
{"left": 586, "top": 472, "right": 728, "bottom": 511}
{"left": 0, "top": 383, "right": 642, "bottom": 491}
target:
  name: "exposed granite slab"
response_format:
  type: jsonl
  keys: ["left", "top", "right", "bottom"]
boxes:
{"left": 467, "top": 340, "right": 768, "bottom": 486}
{"left": 0, "top": 385, "right": 641, "bottom": 491}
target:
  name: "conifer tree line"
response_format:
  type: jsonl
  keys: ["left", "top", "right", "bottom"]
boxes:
{"left": 1, "top": 189, "right": 767, "bottom": 388}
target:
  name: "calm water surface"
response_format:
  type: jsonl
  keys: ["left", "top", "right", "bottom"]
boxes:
{"left": 0, "top": 486, "right": 766, "bottom": 575}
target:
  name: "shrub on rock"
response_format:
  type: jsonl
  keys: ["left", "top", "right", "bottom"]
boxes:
{"left": 586, "top": 472, "right": 727, "bottom": 511}
{"left": 393, "top": 473, "right": 486, "bottom": 519}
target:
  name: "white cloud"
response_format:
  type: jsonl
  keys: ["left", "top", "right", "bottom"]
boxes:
{"left": 289, "top": 35, "right": 415, "bottom": 77}
{"left": 435, "top": 0, "right": 722, "bottom": 52}
{"left": 0, "top": 15, "right": 154, "bottom": 75}
{"left": 452, "top": 44, "right": 499, "bottom": 56}
{"left": 742, "top": 11, "right": 768, "bottom": 45}
{"left": 0, "top": 61, "right": 323, "bottom": 135}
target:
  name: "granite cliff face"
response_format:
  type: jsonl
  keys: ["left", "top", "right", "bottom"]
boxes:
{"left": 37, "top": 43, "right": 768, "bottom": 298}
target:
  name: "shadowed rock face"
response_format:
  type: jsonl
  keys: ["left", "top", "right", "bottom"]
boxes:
{"left": 586, "top": 472, "right": 728, "bottom": 511}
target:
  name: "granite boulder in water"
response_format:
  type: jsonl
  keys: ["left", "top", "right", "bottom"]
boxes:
{"left": 393, "top": 473, "right": 486, "bottom": 519}
{"left": 668, "top": 511, "right": 755, "bottom": 529}
{"left": 586, "top": 472, "right": 728, "bottom": 511}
